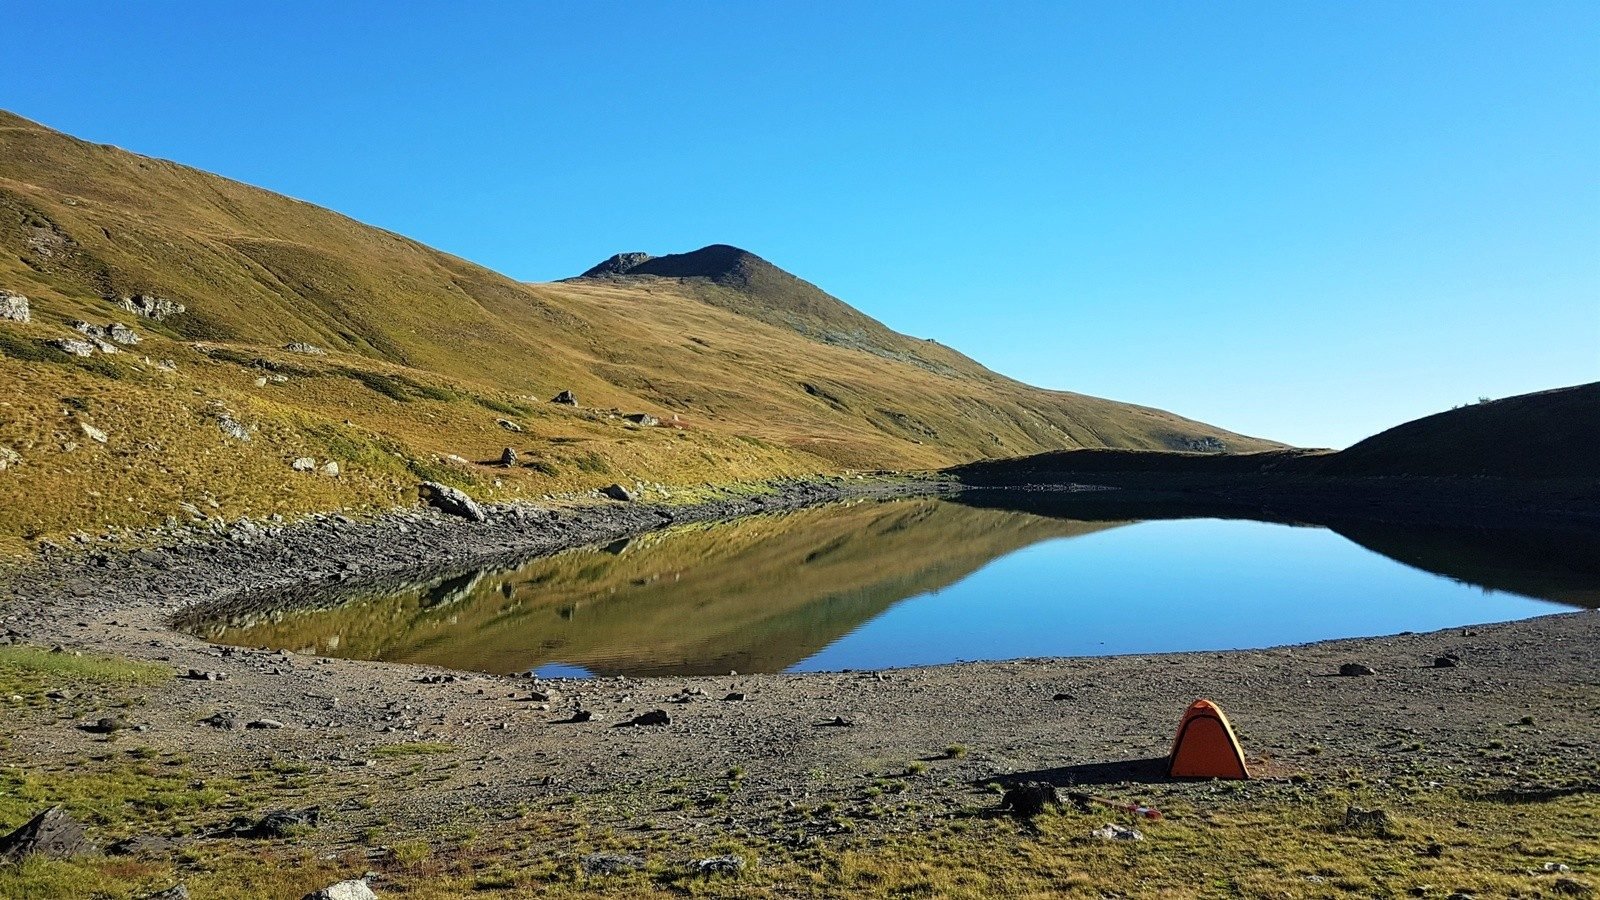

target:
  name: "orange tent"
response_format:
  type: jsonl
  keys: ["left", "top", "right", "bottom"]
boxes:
{"left": 1168, "top": 699, "right": 1250, "bottom": 779}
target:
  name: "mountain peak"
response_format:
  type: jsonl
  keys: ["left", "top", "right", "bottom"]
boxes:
{"left": 578, "top": 244, "right": 767, "bottom": 285}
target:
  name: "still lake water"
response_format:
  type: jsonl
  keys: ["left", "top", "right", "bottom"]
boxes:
{"left": 187, "top": 497, "right": 1597, "bottom": 677}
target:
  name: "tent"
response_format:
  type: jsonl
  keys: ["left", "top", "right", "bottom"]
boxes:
{"left": 1168, "top": 698, "right": 1250, "bottom": 779}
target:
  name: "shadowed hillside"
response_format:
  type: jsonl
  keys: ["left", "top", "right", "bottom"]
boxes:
{"left": 1322, "top": 382, "right": 1600, "bottom": 478}
{"left": 0, "top": 110, "right": 1275, "bottom": 552}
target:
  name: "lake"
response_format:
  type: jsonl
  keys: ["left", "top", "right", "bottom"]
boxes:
{"left": 184, "top": 496, "right": 1599, "bottom": 677}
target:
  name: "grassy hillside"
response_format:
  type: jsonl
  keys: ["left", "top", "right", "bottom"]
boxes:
{"left": 0, "top": 109, "right": 1273, "bottom": 553}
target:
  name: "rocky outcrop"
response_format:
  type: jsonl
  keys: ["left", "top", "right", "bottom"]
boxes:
{"left": 114, "top": 294, "right": 185, "bottom": 321}
{"left": 623, "top": 413, "right": 660, "bottom": 426}
{"left": 108, "top": 323, "right": 140, "bottom": 345}
{"left": 0, "top": 290, "right": 31, "bottom": 323}
{"left": 418, "top": 482, "right": 486, "bottom": 522}
{"left": 48, "top": 338, "right": 97, "bottom": 357}
{"left": 579, "top": 252, "right": 653, "bottom": 278}
{"left": 283, "top": 342, "right": 327, "bottom": 355}
{"left": 0, "top": 805, "right": 92, "bottom": 862}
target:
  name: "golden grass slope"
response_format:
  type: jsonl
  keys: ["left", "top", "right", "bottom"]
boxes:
{"left": 0, "top": 109, "right": 1275, "bottom": 551}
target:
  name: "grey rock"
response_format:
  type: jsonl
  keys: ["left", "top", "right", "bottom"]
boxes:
{"left": 0, "top": 806, "right": 92, "bottom": 861}
{"left": 0, "top": 290, "right": 29, "bottom": 323}
{"left": 623, "top": 413, "right": 660, "bottom": 426}
{"left": 581, "top": 252, "right": 653, "bottom": 277}
{"left": 0, "top": 447, "right": 19, "bottom": 471}
{"left": 496, "top": 418, "right": 523, "bottom": 433}
{"left": 115, "top": 294, "right": 185, "bottom": 321}
{"left": 84, "top": 716, "right": 131, "bottom": 733}
{"left": 689, "top": 855, "right": 745, "bottom": 877}
{"left": 70, "top": 320, "right": 107, "bottom": 339}
{"left": 600, "top": 483, "right": 634, "bottom": 502}
{"left": 224, "top": 807, "right": 319, "bottom": 839}
{"left": 499, "top": 447, "right": 518, "bottom": 467}
{"left": 320, "top": 461, "right": 340, "bottom": 477}
{"left": 48, "top": 338, "right": 97, "bottom": 357}
{"left": 551, "top": 390, "right": 577, "bottom": 405}
{"left": 418, "top": 482, "right": 486, "bottom": 522}
{"left": 1339, "top": 663, "right": 1377, "bottom": 677}
{"left": 999, "top": 782, "right": 1060, "bottom": 819}
{"left": 582, "top": 852, "right": 643, "bottom": 875}
{"left": 1090, "top": 823, "right": 1144, "bottom": 841}
{"left": 108, "top": 322, "right": 140, "bottom": 345}
{"left": 215, "top": 414, "right": 251, "bottom": 442}
{"left": 282, "top": 342, "right": 326, "bottom": 355}
{"left": 199, "top": 712, "right": 241, "bottom": 730}
{"left": 246, "top": 719, "right": 285, "bottom": 730}
{"left": 291, "top": 457, "right": 317, "bottom": 472}
{"left": 302, "top": 880, "right": 377, "bottom": 900}
{"left": 626, "top": 709, "right": 671, "bottom": 727}
{"left": 79, "top": 421, "right": 108, "bottom": 444}
{"left": 1433, "top": 654, "right": 1460, "bottom": 668}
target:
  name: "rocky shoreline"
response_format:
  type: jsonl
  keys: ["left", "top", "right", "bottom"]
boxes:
{"left": 2, "top": 475, "right": 1598, "bottom": 897}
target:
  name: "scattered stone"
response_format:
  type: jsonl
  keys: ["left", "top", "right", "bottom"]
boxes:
{"left": 84, "top": 716, "right": 131, "bottom": 733}
{"left": 999, "top": 782, "right": 1060, "bottom": 819}
{"left": 215, "top": 414, "right": 251, "bottom": 442}
{"left": 689, "top": 855, "right": 745, "bottom": 877}
{"left": 626, "top": 709, "right": 671, "bottom": 727}
{"left": 722, "top": 692, "right": 746, "bottom": 702}
{"left": 199, "top": 712, "right": 241, "bottom": 730}
{"left": 1341, "top": 805, "right": 1393, "bottom": 835}
{"left": 818, "top": 716, "right": 853, "bottom": 727}
{"left": 1090, "top": 823, "right": 1144, "bottom": 841}
{"left": 283, "top": 342, "right": 327, "bottom": 355}
{"left": 254, "top": 376, "right": 269, "bottom": 388}
{"left": 496, "top": 418, "right": 523, "bottom": 433}
{"left": 1339, "top": 663, "right": 1377, "bottom": 677}
{"left": 0, "top": 806, "right": 92, "bottom": 862}
{"left": 224, "top": 807, "right": 319, "bottom": 839}
{"left": 246, "top": 719, "right": 285, "bottom": 730}
{"left": 79, "top": 422, "right": 108, "bottom": 444}
{"left": 1052, "top": 692, "right": 1073, "bottom": 701}
{"left": 291, "top": 457, "right": 317, "bottom": 472}
{"left": 418, "top": 482, "right": 486, "bottom": 522}
{"left": 108, "top": 322, "right": 140, "bottom": 345}
{"left": 114, "top": 294, "right": 185, "bottom": 321}
{"left": 70, "top": 320, "right": 107, "bottom": 339}
{"left": 0, "top": 447, "right": 19, "bottom": 471}
{"left": 565, "top": 709, "right": 594, "bottom": 723}
{"left": 186, "top": 669, "right": 228, "bottom": 681}
{"left": 415, "top": 674, "right": 458, "bottom": 684}
{"left": 48, "top": 338, "right": 97, "bottom": 357}
{"left": 623, "top": 413, "right": 660, "bottom": 426}
{"left": 600, "top": 483, "right": 634, "bottom": 502}
{"left": 320, "top": 461, "right": 340, "bottom": 478}
{"left": 499, "top": 447, "right": 518, "bottom": 467}
{"left": 0, "top": 290, "right": 30, "bottom": 323}
{"left": 582, "top": 852, "right": 643, "bottom": 876}
{"left": 1433, "top": 654, "right": 1460, "bottom": 668}
{"left": 551, "top": 390, "right": 577, "bottom": 405}
{"left": 301, "top": 878, "right": 376, "bottom": 900}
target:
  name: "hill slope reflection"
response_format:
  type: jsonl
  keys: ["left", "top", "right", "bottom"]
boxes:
{"left": 189, "top": 500, "right": 1116, "bottom": 676}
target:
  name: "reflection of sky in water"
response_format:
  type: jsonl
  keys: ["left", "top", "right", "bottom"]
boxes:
{"left": 534, "top": 663, "right": 593, "bottom": 679}
{"left": 791, "top": 518, "right": 1570, "bottom": 673}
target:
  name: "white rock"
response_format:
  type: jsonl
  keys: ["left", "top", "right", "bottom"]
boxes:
{"left": 301, "top": 878, "right": 377, "bottom": 900}
{"left": 78, "top": 422, "right": 108, "bottom": 444}
{"left": 320, "top": 462, "right": 340, "bottom": 477}
{"left": 0, "top": 290, "right": 29, "bottom": 323}
{"left": 291, "top": 458, "right": 316, "bottom": 472}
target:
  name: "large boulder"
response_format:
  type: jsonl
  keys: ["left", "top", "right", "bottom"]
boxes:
{"left": 600, "top": 483, "right": 634, "bottom": 502}
{"left": 114, "top": 294, "right": 185, "bottom": 321}
{"left": 551, "top": 390, "right": 577, "bottom": 405}
{"left": 302, "top": 879, "right": 377, "bottom": 900}
{"left": 0, "top": 290, "right": 29, "bottom": 323}
{"left": 48, "top": 338, "right": 97, "bottom": 357}
{"left": 419, "top": 482, "right": 486, "bottom": 522}
{"left": 0, "top": 805, "right": 92, "bottom": 862}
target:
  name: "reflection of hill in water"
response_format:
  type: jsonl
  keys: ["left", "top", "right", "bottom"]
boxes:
{"left": 951, "top": 490, "right": 1600, "bottom": 609}
{"left": 195, "top": 500, "right": 1120, "bottom": 676}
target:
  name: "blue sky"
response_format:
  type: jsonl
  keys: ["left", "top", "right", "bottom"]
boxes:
{"left": 8, "top": 2, "right": 1597, "bottom": 448}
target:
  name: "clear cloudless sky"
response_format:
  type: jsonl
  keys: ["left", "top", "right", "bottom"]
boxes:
{"left": 7, "top": 2, "right": 1597, "bottom": 447}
